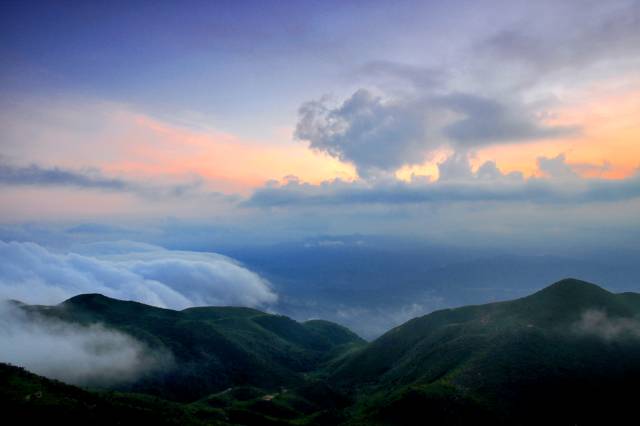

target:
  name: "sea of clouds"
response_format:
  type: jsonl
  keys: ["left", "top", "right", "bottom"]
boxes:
{"left": 0, "top": 239, "right": 277, "bottom": 309}
{"left": 0, "top": 239, "right": 277, "bottom": 385}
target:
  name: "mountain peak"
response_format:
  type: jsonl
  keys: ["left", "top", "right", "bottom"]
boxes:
{"left": 530, "top": 278, "right": 611, "bottom": 300}
{"left": 62, "top": 293, "right": 113, "bottom": 305}
{"left": 547, "top": 277, "right": 603, "bottom": 289}
{"left": 59, "top": 293, "right": 174, "bottom": 318}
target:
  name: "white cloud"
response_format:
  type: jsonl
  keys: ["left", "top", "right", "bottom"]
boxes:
{"left": 294, "top": 88, "right": 578, "bottom": 179}
{"left": 0, "top": 240, "right": 277, "bottom": 309}
{"left": 0, "top": 301, "right": 171, "bottom": 386}
{"left": 575, "top": 309, "right": 640, "bottom": 340}
{"left": 295, "top": 89, "right": 439, "bottom": 177}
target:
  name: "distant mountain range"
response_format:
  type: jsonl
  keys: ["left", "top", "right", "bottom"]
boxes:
{"left": 3, "top": 278, "right": 640, "bottom": 425}
{"left": 221, "top": 240, "right": 640, "bottom": 338}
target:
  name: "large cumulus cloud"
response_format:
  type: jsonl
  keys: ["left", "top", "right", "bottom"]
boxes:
{"left": 295, "top": 89, "right": 436, "bottom": 177}
{"left": 0, "top": 240, "right": 277, "bottom": 309}
{"left": 292, "top": 3, "right": 640, "bottom": 179}
{"left": 295, "top": 89, "right": 577, "bottom": 177}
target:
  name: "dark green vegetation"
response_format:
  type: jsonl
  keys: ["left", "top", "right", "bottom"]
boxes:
{"left": 336, "top": 279, "right": 640, "bottom": 425}
{"left": 0, "top": 363, "right": 227, "bottom": 425}
{"left": 4, "top": 278, "right": 640, "bottom": 425}
{"left": 21, "top": 293, "right": 364, "bottom": 401}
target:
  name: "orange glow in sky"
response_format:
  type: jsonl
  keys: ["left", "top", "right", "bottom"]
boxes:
{"left": 472, "top": 85, "right": 640, "bottom": 179}
{"left": 98, "top": 81, "right": 639, "bottom": 191}
{"left": 100, "top": 114, "right": 358, "bottom": 194}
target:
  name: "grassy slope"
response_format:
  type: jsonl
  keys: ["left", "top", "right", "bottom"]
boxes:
{"left": 21, "top": 294, "right": 365, "bottom": 401}
{"left": 0, "top": 362, "right": 356, "bottom": 426}
{"left": 6, "top": 279, "right": 640, "bottom": 425}
{"left": 334, "top": 279, "right": 640, "bottom": 424}
{"left": 0, "top": 363, "right": 228, "bottom": 425}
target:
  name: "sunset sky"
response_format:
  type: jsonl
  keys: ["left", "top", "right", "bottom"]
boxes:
{"left": 1, "top": 0, "right": 639, "bottom": 250}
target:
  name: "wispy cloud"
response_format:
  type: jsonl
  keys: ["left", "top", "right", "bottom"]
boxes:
{"left": 574, "top": 309, "right": 640, "bottom": 341}
{"left": 0, "top": 162, "right": 132, "bottom": 191}
{"left": 0, "top": 161, "right": 218, "bottom": 199}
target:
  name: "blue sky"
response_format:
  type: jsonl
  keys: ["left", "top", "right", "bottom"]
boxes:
{"left": 0, "top": 0, "right": 639, "bottom": 249}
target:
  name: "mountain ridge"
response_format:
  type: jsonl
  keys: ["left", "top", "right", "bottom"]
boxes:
{"left": 5, "top": 278, "right": 640, "bottom": 425}
{"left": 331, "top": 278, "right": 640, "bottom": 424}
{"left": 18, "top": 292, "right": 365, "bottom": 402}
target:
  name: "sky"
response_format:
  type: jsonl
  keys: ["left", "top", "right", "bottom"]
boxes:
{"left": 0, "top": 1, "right": 639, "bottom": 327}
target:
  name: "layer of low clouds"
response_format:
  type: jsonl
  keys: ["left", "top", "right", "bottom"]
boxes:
{"left": 0, "top": 300, "right": 171, "bottom": 386}
{"left": 0, "top": 239, "right": 277, "bottom": 386}
{"left": 246, "top": 154, "right": 640, "bottom": 207}
{"left": 0, "top": 240, "right": 277, "bottom": 309}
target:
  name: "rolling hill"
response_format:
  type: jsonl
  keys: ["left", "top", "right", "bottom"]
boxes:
{"left": 4, "top": 278, "right": 640, "bottom": 425}
{"left": 335, "top": 278, "right": 640, "bottom": 424}
{"left": 18, "top": 293, "right": 364, "bottom": 401}
{"left": 0, "top": 362, "right": 227, "bottom": 425}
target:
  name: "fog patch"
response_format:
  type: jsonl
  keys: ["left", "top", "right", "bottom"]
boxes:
{"left": 0, "top": 301, "right": 172, "bottom": 387}
{"left": 574, "top": 310, "right": 640, "bottom": 340}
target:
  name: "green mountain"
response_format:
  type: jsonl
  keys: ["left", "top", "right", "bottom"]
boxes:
{"left": 0, "top": 361, "right": 356, "bottom": 426}
{"left": 21, "top": 293, "right": 364, "bottom": 402}
{"left": 335, "top": 278, "right": 640, "bottom": 424}
{"left": 4, "top": 278, "right": 640, "bottom": 425}
{"left": 0, "top": 363, "right": 227, "bottom": 425}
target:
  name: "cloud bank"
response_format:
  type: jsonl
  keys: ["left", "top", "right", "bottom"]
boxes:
{"left": 246, "top": 155, "right": 640, "bottom": 208}
{"left": 0, "top": 301, "right": 171, "bottom": 386}
{"left": 0, "top": 240, "right": 277, "bottom": 309}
